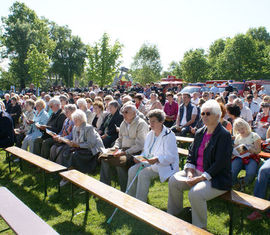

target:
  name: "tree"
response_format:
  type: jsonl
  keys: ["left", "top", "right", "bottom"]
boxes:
{"left": 49, "top": 23, "right": 86, "bottom": 87}
{"left": 86, "top": 33, "right": 122, "bottom": 87}
{"left": 1, "top": 2, "right": 54, "bottom": 89}
{"left": 246, "top": 27, "right": 270, "bottom": 45}
{"left": 131, "top": 43, "right": 162, "bottom": 85}
{"left": 180, "top": 49, "right": 210, "bottom": 82}
{"left": 216, "top": 34, "right": 258, "bottom": 81}
{"left": 25, "top": 44, "right": 50, "bottom": 88}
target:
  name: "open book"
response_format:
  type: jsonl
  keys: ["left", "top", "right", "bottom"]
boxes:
{"left": 99, "top": 149, "right": 122, "bottom": 158}
{"left": 232, "top": 144, "right": 251, "bottom": 158}
{"left": 46, "top": 129, "right": 57, "bottom": 137}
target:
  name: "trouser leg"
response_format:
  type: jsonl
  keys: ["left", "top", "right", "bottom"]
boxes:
{"left": 167, "top": 170, "right": 190, "bottom": 215}
{"left": 127, "top": 164, "right": 141, "bottom": 197}
{"left": 188, "top": 180, "right": 226, "bottom": 228}
{"left": 100, "top": 160, "right": 111, "bottom": 186}
{"left": 33, "top": 137, "right": 43, "bottom": 155}
{"left": 116, "top": 166, "right": 128, "bottom": 192}
{"left": 41, "top": 138, "right": 54, "bottom": 159}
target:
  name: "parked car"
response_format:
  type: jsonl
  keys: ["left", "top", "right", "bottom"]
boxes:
{"left": 180, "top": 86, "right": 210, "bottom": 95}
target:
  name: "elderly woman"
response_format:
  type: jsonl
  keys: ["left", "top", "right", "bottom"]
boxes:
{"left": 49, "top": 104, "right": 76, "bottom": 162}
{"left": 146, "top": 93, "right": 163, "bottom": 112}
{"left": 59, "top": 109, "right": 105, "bottom": 186}
{"left": 163, "top": 92, "right": 178, "bottom": 128}
{"left": 104, "top": 95, "right": 114, "bottom": 111}
{"left": 89, "top": 101, "right": 108, "bottom": 132}
{"left": 21, "top": 99, "right": 49, "bottom": 152}
{"left": 99, "top": 101, "right": 123, "bottom": 148}
{"left": 167, "top": 100, "right": 232, "bottom": 229}
{"left": 76, "top": 98, "right": 94, "bottom": 124}
{"left": 254, "top": 102, "right": 270, "bottom": 139}
{"left": 232, "top": 118, "right": 261, "bottom": 187}
{"left": 127, "top": 109, "right": 179, "bottom": 202}
{"left": 14, "top": 99, "right": 35, "bottom": 148}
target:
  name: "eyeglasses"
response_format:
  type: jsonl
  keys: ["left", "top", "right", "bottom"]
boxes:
{"left": 201, "top": 112, "right": 211, "bottom": 116}
{"left": 122, "top": 111, "right": 129, "bottom": 114}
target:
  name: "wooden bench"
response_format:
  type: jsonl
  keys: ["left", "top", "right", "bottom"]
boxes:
{"left": 178, "top": 147, "right": 189, "bottom": 169}
{"left": 60, "top": 169, "right": 212, "bottom": 235}
{"left": 220, "top": 190, "right": 270, "bottom": 235}
{"left": 259, "top": 151, "right": 270, "bottom": 159}
{"left": 0, "top": 187, "right": 58, "bottom": 235}
{"left": 5, "top": 146, "right": 67, "bottom": 197}
{"left": 176, "top": 136, "right": 194, "bottom": 144}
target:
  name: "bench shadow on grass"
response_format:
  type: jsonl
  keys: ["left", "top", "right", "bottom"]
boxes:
{"left": 0, "top": 163, "right": 61, "bottom": 221}
{"left": 53, "top": 220, "right": 94, "bottom": 235}
{"left": 94, "top": 198, "right": 162, "bottom": 235}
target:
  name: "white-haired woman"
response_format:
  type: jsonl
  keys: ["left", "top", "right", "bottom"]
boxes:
{"left": 167, "top": 100, "right": 232, "bottom": 229}
{"left": 59, "top": 109, "right": 105, "bottom": 186}
{"left": 231, "top": 118, "right": 261, "bottom": 187}
{"left": 146, "top": 93, "right": 163, "bottom": 112}
{"left": 127, "top": 109, "right": 179, "bottom": 202}
{"left": 76, "top": 98, "right": 94, "bottom": 124}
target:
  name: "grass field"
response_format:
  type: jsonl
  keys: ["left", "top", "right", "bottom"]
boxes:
{"left": 0, "top": 150, "right": 269, "bottom": 235}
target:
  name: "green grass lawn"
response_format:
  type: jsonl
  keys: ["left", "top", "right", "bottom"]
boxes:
{"left": 0, "top": 150, "right": 269, "bottom": 235}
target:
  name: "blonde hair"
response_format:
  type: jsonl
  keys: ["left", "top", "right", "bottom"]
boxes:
{"left": 233, "top": 118, "right": 251, "bottom": 137}
{"left": 35, "top": 99, "right": 46, "bottom": 109}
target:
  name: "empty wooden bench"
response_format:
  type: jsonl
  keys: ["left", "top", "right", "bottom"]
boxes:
{"left": 5, "top": 146, "right": 67, "bottom": 197}
{"left": 0, "top": 187, "right": 58, "bottom": 235}
{"left": 60, "top": 169, "right": 212, "bottom": 235}
{"left": 220, "top": 190, "right": 270, "bottom": 235}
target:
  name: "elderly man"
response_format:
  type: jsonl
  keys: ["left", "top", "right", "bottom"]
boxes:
{"left": 100, "top": 104, "right": 149, "bottom": 192}
{"left": 33, "top": 98, "right": 66, "bottom": 158}
{"left": 172, "top": 92, "right": 197, "bottom": 137}
{"left": 233, "top": 98, "right": 253, "bottom": 126}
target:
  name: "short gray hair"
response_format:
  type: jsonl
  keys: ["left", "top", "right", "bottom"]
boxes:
{"left": 71, "top": 109, "right": 87, "bottom": 123}
{"left": 201, "top": 100, "right": 221, "bottom": 119}
{"left": 76, "top": 98, "right": 87, "bottom": 108}
{"left": 64, "top": 104, "right": 77, "bottom": 113}
{"left": 147, "top": 109, "right": 165, "bottom": 123}
{"left": 121, "top": 103, "right": 137, "bottom": 113}
{"left": 233, "top": 98, "right": 243, "bottom": 106}
{"left": 108, "top": 100, "right": 120, "bottom": 109}
{"left": 49, "top": 97, "right": 61, "bottom": 107}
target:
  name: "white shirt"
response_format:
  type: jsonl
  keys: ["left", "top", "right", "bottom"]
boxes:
{"left": 180, "top": 105, "right": 198, "bottom": 126}
{"left": 244, "top": 101, "right": 260, "bottom": 116}
{"left": 191, "top": 97, "right": 199, "bottom": 105}
{"left": 240, "top": 106, "right": 253, "bottom": 123}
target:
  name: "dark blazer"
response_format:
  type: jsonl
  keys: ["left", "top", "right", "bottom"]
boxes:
{"left": 0, "top": 111, "right": 15, "bottom": 148}
{"left": 100, "top": 109, "right": 123, "bottom": 138}
{"left": 42, "top": 109, "right": 66, "bottom": 139}
{"left": 187, "top": 123, "right": 232, "bottom": 191}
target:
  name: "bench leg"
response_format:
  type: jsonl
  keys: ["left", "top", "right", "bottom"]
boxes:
{"left": 43, "top": 170, "right": 47, "bottom": 198}
{"left": 71, "top": 183, "right": 74, "bottom": 217}
{"left": 228, "top": 202, "right": 234, "bottom": 235}
{"left": 85, "top": 192, "right": 90, "bottom": 211}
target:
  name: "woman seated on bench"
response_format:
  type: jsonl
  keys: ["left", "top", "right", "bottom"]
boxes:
{"left": 231, "top": 118, "right": 261, "bottom": 188}
{"left": 127, "top": 109, "right": 179, "bottom": 202}
{"left": 58, "top": 109, "right": 104, "bottom": 186}
{"left": 167, "top": 100, "right": 232, "bottom": 229}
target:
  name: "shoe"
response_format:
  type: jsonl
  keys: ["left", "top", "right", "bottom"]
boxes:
{"left": 60, "top": 179, "right": 68, "bottom": 187}
{"left": 247, "top": 211, "right": 262, "bottom": 221}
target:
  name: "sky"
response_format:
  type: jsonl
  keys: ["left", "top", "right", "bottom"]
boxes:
{"left": 1, "top": 0, "right": 270, "bottom": 71}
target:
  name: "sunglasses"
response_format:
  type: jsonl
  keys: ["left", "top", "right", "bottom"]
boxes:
{"left": 201, "top": 112, "right": 211, "bottom": 116}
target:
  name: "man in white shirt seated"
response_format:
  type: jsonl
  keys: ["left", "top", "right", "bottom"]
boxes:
{"left": 244, "top": 94, "right": 260, "bottom": 120}
{"left": 234, "top": 98, "right": 253, "bottom": 126}
{"left": 172, "top": 92, "right": 198, "bottom": 136}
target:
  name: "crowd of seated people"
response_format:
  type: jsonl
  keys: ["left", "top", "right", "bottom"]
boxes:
{"left": 1, "top": 81, "right": 270, "bottom": 230}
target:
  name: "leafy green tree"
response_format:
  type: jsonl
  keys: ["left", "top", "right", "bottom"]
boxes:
{"left": 86, "top": 33, "right": 122, "bottom": 87}
{"left": 131, "top": 43, "right": 162, "bottom": 85}
{"left": 216, "top": 34, "right": 258, "bottom": 81}
{"left": 180, "top": 49, "right": 210, "bottom": 82}
{"left": 1, "top": 1, "right": 54, "bottom": 89}
{"left": 25, "top": 44, "right": 50, "bottom": 88}
{"left": 49, "top": 22, "right": 87, "bottom": 87}
{"left": 246, "top": 27, "right": 270, "bottom": 45}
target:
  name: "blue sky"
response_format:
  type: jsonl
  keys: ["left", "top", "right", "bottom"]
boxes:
{"left": 1, "top": 0, "right": 270, "bottom": 70}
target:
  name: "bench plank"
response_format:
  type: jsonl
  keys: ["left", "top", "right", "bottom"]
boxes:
{"left": 178, "top": 147, "right": 189, "bottom": 156}
{"left": 220, "top": 190, "right": 270, "bottom": 212}
{"left": 5, "top": 146, "right": 66, "bottom": 173}
{"left": 259, "top": 151, "right": 270, "bottom": 159}
{"left": 176, "top": 136, "right": 194, "bottom": 143}
{"left": 60, "top": 170, "right": 211, "bottom": 235}
{"left": 0, "top": 187, "right": 58, "bottom": 235}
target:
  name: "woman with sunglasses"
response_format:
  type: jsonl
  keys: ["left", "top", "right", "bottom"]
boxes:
{"left": 167, "top": 99, "right": 232, "bottom": 230}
